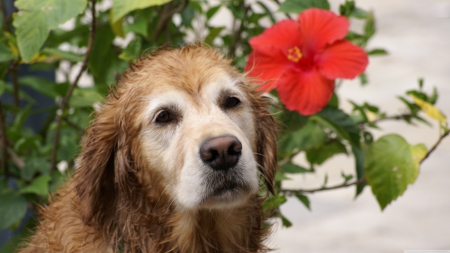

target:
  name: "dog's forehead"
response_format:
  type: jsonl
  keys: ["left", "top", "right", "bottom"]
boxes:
{"left": 144, "top": 73, "right": 243, "bottom": 111}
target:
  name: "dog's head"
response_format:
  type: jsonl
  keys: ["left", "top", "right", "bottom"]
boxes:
{"left": 74, "top": 45, "right": 277, "bottom": 223}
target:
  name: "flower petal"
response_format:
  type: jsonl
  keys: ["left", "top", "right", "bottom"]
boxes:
{"left": 245, "top": 50, "right": 292, "bottom": 91}
{"left": 277, "top": 68, "right": 334, "bottom": 115}
{"left": 318, "top": 40, "right": 369, "bottom": 79}
{"left": 298, "top": 8, "right": 349, "bottom": 52}
{"left": 249, "top": 20, "right": 301, "bottom": 52}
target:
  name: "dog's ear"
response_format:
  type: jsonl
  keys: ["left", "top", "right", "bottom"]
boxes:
{"left": 73, "top": 98, "right": 139, "bottom": 229}
{"left": 251, "top": 92, "right": 278, "bottom": 195}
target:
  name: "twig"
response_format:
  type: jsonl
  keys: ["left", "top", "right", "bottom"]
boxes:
{"left": 0, "top": 101, "right": 9, "bottom": 177}
{"left": 7, "top": 147, "right": 25, "bottom": 169}
{"left": 62, "top": 117, "right": 85, "bottom": 133}
{"left": 50, "top": 0, "right": 97, "bottom": 171}
{"left": 420, "top": 130, "right": 450, "bottom": 165}
{"left": 278, "top": 150, "right": 300, "bottom": 167}
{"left": 363, "top": 113, "right": 412, "bottom": 125}
{"left": 280, "top": 177, "right": 367, "bottom": 195}
{"left": 151, "top": 0, "right": 189, "bottom": 42}
{"left": 272, "top": 0, "right": 293, "bottom": 19}
{"left": 228, "top": 2, "right": 250, "bottom": 58}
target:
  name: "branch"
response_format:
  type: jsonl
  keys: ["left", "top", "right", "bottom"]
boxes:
{"left": 62, "top": 117, "right": 85, "bottom": 133}
{"left": 151, "top": 0, "right": 189, "bottom": 42}
{"left": 420, "top": 130, "right": 450, "bottom": 165}
{"left": 7, "top": 147, "right": 25, "bottom": 169}
{"left": 228, "top": 2, "right": 250, "bottom": 58}
{"left": 272, "top": 0, "right": 293, "bottom": 19}
{"left": 278, "top": 150, "right": 300, "bottom": 167}
{"left": 50, "top": 0, "right": 97, "bottom": 171}
{"left": 362, "top": 113, "right": 412, "bottom": 126}
{"left": 280, "top": 177, "right": 367, "bottom": 195}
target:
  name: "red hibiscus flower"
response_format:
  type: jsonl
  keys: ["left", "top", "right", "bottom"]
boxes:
{"left": 245, "top": 8, "right": 369, "bottom": 115}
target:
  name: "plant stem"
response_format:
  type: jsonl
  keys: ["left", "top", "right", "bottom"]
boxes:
{"left": 364, "top": 113, "right": 412, "bottom": 125}
{"left": 229, "top": 1, "right": 250, "bottom": 58}
{"left": 272, "top": 0, "right": 293, "bottom": 19}
{"left": 151, "top": 0, "right": 189, "bottom": 42}
{"left": 420, "top": 130, "right": 450, "bottom": 165}
{"left": 281, "top": 178, "right": 367, "bottom": 195}
{"left": 50, "top": 0, "right": 97, "bottom": 171}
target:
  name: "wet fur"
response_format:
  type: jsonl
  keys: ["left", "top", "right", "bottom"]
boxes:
{"left": 19, "top": 45, "right": 278, "bottom": 253}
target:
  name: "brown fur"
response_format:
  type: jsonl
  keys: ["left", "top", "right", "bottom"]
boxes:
{"left": 19, "top": 45, "right": 278, "bottom": 253}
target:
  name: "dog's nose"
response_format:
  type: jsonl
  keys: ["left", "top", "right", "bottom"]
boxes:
{"left": 200, "top": 136, "right": 242, "bottom": 171}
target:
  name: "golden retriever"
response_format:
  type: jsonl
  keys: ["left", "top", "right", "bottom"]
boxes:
{"left": 19, "top": 45, "right": 278, "bottom": 253}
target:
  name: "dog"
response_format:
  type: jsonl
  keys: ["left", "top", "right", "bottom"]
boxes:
{"left": 19, "top": 45, "right": 278, "bottom": 253}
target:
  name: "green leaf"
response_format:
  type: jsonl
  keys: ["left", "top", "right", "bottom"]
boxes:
{"left": 42, "top": 48, "right": 84, "bottom": 62}
{"left": 0, "top": 42, "right": 16, "bottom": 62}
{"left": 351, "top": 7, "right": 370, "bottom": 19}
{"left": 88, "top": 24, "right": 116, "bottom": 83}
{"left": 0, "top": 80, "right": 5, "bottom": 96}
{"left": 112, "top": 0, "right": 172, "bottom": 23}
{"left": 295, "top": 194, "right": 311, "bottom": 211}
{"left": 119, "top": 38, "right": 142, "bottom": 62}
{"left": 0, "top": 192, "right": 28, "bottom": 230}
{"left": 204, "top": 26, "right": 224, "bottom": 46}
{"left": 275, "top": 170, "right": 292, "bottom": 181}
{"left": 279, "top": 0, "right": 330, "bottom": 13}
{"left": 263, "top": 194, "right": 287, "bottom": 212}
{"left": 70, "top": 87, "right": 103, "bottom": 108}
{"left": 20, "top": 76, "right": 66, "bottom": 98}
{"left": 314, "top": 106, "right": 361, "bottom": 147}
{"left": 365, "top": 134, "right": 427, "bottom": 210}
{"left": 367, "top": 48, "right": 388, "bottom": 56}
{"left": 124, "top": 15, "right": 148, "bottom": 37}
{"left": 306, "top": 140, "right": 348, "bottom": 165}
{"left": 278, "top": 120, "right": 327, "bottom": 157}
{"left": 281, "top": 162, "right": 311, "bottom": 174}
{"left": 206, "top": 5, "right": 221, "bottom": 20}
{"left": 279, "top": 213, "right": 292, "bottom": 227}
{"left": 109, "top": 10, "right": 125, "bottom": 38}
{"left": 13, "top": 0, "right": 87, "bottom": 62}
{"left": 351, "top": 144, "right": 366, "bottom": 197}
{"left": 20, "top": 175, "right": 52, "bottom": 196}
{"left": 278, "top": 108, "right": 308, "bottom": 136}
{"left": 257, "top": 1, "right": 276, "bottom": 24}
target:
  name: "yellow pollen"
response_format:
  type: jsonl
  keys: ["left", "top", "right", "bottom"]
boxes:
{"left": 287, "top": 47, "right": 302, "bottom": 62}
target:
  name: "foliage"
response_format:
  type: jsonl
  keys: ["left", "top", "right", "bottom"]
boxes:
{"left": 0, "top": 0, "right": 448, "bottom": 250}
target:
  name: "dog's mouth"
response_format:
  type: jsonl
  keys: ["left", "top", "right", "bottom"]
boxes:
{"left": 199, "top": 179, "right": 253, "bottom": 209}
{"left": 212, "top": 181, "right": 239, "bottom": 196}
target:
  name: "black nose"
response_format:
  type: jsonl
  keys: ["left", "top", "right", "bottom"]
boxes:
{"left": 199, "top": 135, "right": 242, "bottom": 171}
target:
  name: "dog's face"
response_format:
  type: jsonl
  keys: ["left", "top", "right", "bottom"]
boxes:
{"left": 138, "top": 60, "right": 259, "bottom": 210}
{"left": 75, "top": 46, "right": 277, "bottom": 221}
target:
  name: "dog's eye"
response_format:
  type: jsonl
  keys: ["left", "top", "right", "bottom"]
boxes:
{"left": 224, "top": 97, "right": 241, "bottom": 109}
{"left": 155, "top": 110, "right": 172, "bottom": 123}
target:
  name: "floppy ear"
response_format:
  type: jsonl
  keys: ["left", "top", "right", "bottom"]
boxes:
{"left": 251, "top": 92, "right": 278, "bottom": 194}
{"left": 73, "top": 98, "right": 140, "bottom": 229}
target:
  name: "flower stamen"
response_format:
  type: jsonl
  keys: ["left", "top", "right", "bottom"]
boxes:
{"left": 287, "top": 47, "right": 302, "bottom": 62}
